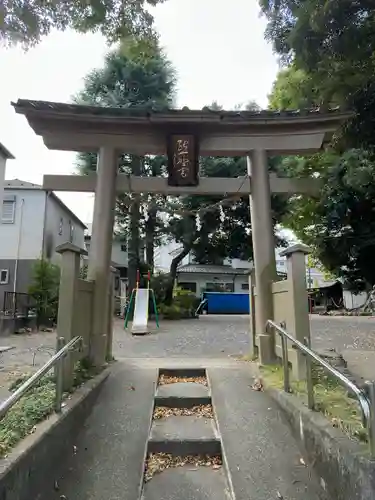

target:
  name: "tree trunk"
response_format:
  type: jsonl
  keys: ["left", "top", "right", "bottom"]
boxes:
{"left": 145, "top": 207, "right": 156, "bottom": 271}
{"left": 165, "top": 244, "right": 191, "bottom": 305}
{"left": 128, "top": 156, "right": 142, "bottom": 293}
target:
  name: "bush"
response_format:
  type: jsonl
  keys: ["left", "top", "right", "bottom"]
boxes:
{"left": 158, "top": 303, "right": 185, "bottom": 320}
{"left": 28, "top": 259, "right": 60, "bottom": 327}
{"left": 150, "top": 272, "right": 171, "bottom": 304}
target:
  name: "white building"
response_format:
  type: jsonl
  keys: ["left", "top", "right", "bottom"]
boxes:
{"left": 0, "top": 143, "right": 15, "bottom": 221}
{"left": 0, "top": 179, "right": 86, "bottom": 306}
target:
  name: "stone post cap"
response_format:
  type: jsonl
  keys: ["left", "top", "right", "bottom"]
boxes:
{"left": 279, "top": 243, "right": 311, "bottom": 258}
{"left": 56, "top": 242, "right": 88, "bottom": 256}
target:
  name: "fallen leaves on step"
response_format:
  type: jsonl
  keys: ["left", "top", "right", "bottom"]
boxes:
{"left": 158, "top": 375, "right": 208, "bottom": 386}
{"left": 144, "top": 453, "right": 222, "bottom": 482}
{"left": 153, "top": 405, "right": 214, "bottom": 419}
{"left": 251, "top": 378, "right": 264, "bottom": 391}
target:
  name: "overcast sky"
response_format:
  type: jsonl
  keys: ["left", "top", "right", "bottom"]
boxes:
{"left": 0, "top": 0, "right": 278, "bottom": 224}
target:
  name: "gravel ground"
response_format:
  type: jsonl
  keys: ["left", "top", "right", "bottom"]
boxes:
{"left": 0, "top": 314, "right": 374, "bottom": 399}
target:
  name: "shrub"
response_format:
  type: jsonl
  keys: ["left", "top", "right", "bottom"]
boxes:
{"left": 28, "top": 259, "right": 60, "bottom": 327}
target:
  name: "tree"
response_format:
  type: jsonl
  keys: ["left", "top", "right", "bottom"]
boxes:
{"left": 163, "top": 154, "right": 288, "bottom": 302}
{"left": 74, "top": 36, "right": 175, "bottom": 291}
{"left": 28, "top": 259, "right": 60, "bottom": 327}
{"left": 260, "top": 1, "right": 375, "bottom": 150}
{"left": 284, "top": 150, "right": 375, "bottom": 292}
{"left": 265, "top": 11, "right": 375, "bottom": 290}
{"left": 1, "top": 0, "right": 165, "bottom": 48}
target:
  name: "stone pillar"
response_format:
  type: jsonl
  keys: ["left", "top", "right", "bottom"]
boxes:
{"left": 88, "top": 147, "right": 118, "bottom": 366}
{"left": 247, "top": 151, "right": 277, "bottom": 364}
{"left": 280, "top": 243, "right": 311, "bottom": 379}
{"left": 106, "top": 266, "right": 118, "bottom": 361}
{"left": 248, "top": 269, "right": 257, "bottom": 358}
{"left": 56, "top": 243, "right": 88, "bottom": 390}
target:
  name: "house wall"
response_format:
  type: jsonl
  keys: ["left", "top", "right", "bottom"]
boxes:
{"left": 154, "top": 240, "right": 190, "bottom": 273}
{"left": 110, "top": 241, "right": 128, "bottom": 268}
{"left": 84, "top": 240, "right": 128, "bottom": 270}
{"left": 177, "top": 272, "right": 249, "bottom": 297}
{"left": 44, "top": 194, "right": 85, "bottom": 264}
{"left": 0, "top": 156, "right": 5, "bottom": 222}
{"left": 0, "top": 189, "right": 45, "bottom": 306}
{"left": 0, "top": 189, "right": 86, "bottom": 309}
{"left": 343, "top": 290, "right": 367, "bottom": 310}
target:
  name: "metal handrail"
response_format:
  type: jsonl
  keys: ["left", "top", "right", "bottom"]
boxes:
{"left": 266, "top": 319, "right": 375, "bottom": 457}
{"left": 0, "top": 336, "right": 82, "bottom": 420}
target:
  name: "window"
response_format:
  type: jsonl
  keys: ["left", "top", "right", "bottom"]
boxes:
{"left": 205, "top": 282, "right": 234, "bottom": 292}
{"left": 58, "top": 218, "right": 63, "bottom": 235}
{"left": 120, "top": 244, "right": 127, "bottom": 252}
{"left": 0, "top": 270, "right": 9, "bottom": 285}
{"left": 2, "top": 198, "right": 15, "bottom": 224}
{"left": 241, "top": 283, "right": 249, "bottom": 291}
{"left": 179, "top": 282, "right": 197, "bottom": 293}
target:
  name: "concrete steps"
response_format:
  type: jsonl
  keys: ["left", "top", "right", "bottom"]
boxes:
{"left": 142, "top": 367, "right": 232, "bottom": 500}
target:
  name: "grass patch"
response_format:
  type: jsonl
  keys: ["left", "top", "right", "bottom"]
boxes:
{"left": 0, "top": 357, "right": 99, "bottom": 458}
{"left": 259, "top": 362, "right": 367, "bottom": 443}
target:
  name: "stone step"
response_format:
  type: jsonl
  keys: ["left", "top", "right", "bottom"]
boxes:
{"left": 159, "top": 367, "right": 206, "bottom": 378}
{"left": 155, "top": 382, "right": 211, "bottom": 408}
{"left": 148, "top": 415, "right": 221, "bottom": 455}
{"left": 142, "top": 465, "right": 231, "bottom": 500}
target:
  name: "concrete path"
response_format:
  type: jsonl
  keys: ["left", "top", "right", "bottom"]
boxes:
{"left": 35, "top": 358, "right": 328, "bottom": 500}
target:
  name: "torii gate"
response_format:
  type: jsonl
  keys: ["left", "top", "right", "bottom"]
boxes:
{"left": 12, "top": 100, "right": 350, "bottom": 365}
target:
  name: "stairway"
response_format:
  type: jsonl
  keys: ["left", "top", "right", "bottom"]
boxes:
{"left": 36, "top": 359, "right": 329, "bottom": 500}
{"left": 142, "top": 368, "right": 231, "bottom": 500}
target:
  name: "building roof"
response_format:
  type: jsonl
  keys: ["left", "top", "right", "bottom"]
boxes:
{"left": 177, "top": 264, "right": 251, "bottom": 276}
{"left": 4, "top": 179, "right": 86, "bottom": 228}
{"left": 0, "top": 142, "right": 15, "bottom": 160}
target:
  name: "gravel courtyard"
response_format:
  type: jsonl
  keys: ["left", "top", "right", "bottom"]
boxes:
{"left": 0, "top": 314, "right": 374, "bottom": 400}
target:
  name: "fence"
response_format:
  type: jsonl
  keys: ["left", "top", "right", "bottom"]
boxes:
{"left": 266, "top": 319, "right": 375, "bottom": 457}
{"left": 0, "top": 336, "right": 83, "bottom": 420}
{"left": 2, "top": 291, "right": 35, "bottom": 318}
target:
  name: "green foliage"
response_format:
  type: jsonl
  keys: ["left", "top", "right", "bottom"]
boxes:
{"left": 79, "top": 263, "right": 88, "bottom": 279}
{"left": 264, "top": 5, "right": 375, "bottom": 290}
{"left": 1, "top": 0, "right": 164, "bottom": 48}
{"left": 279, "top": 149, "right": 375, "bottom": 291}
{"left": 0, "top": 360, "right": 99, "bottom": 457}
{"left": 0, "top": 376, "right": 56, "bottom": 457}
{"left": 261, "top": 1, "right": 375, "bottom": 150}
{"left": 73, "top": 357, "right": 97, "bottom": 388}
{"left": 260, "top": 362, "right": 366, "bottom": 443}
{"left": 166, "top": 154, "right": 288, "bottom": 269}
{"left": 150, "top": 272, "right": 171, "bottom": 304}
{"left": 75, "top": 36, "right": 176, "bottom": 288}
{"left": 28, "top": 259, "right": 60, "bottom": 326}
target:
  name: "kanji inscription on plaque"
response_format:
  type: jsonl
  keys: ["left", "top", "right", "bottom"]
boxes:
{"left": 167, "top": 134, "right": 199, "bottom": 186}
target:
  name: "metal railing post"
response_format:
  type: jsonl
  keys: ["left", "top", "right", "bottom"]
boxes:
{"left": 304, "top": 337, "right": 315, "bottom": 410}
{"left": 55, "top": 337, "right": 65, "bottom": 413}
{"left": 279, "top": 322, "right": 290, "bottom": 393}
{"left": 266, "top": 319, "right": 373, "bottom": 454}
{"left": 364, "top": 381, "right": 375, "bottom": 458}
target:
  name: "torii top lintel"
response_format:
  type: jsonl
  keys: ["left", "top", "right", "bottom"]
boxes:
{"left": 11, "top": 99, "right": 352, "bottom": 156}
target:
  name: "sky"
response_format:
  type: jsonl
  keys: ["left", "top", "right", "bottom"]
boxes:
{"left": 0, "top": 0, "right": 279, "bottom": 224}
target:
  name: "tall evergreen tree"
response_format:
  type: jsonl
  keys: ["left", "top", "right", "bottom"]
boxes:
{"left": 74, "top": 36, "right": 176, "bottom": 291}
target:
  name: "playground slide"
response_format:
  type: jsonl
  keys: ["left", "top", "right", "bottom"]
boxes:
{"left": 131, "top": 288, "right": 149, "bottom": 334}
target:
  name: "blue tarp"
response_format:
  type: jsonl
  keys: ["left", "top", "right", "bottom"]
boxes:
{"left": 203, "top": 292, "right": 250, "bottom": 314}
